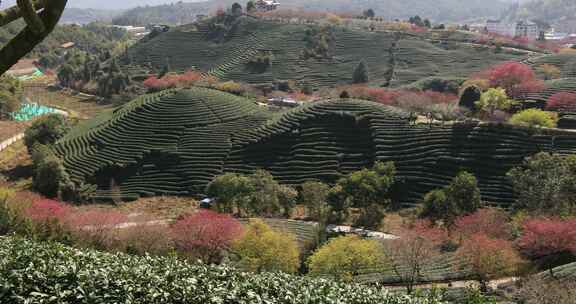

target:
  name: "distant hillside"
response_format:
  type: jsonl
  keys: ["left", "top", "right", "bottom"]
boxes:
{"left": 61, "top": 8, "right": 121, "bottom": 24}
{"left": 112, "top": 2, "right": 209, "bottom": 26}
{"left": 519, "top": 0, "right": 576, "bottom": 23}
{"left": 111, "top": 0, "right": 508, "bottom": 25}
{"left": 120, "top": 17, "right": 532, "bottom": 89}
{"left": 0, "top": 21, "right": 127, "bottom": 59}
{"left": 285, "top": 0, "right": 508, "bottom": 22}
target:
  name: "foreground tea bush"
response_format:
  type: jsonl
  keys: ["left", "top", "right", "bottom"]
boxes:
{"left": 0, "top": 237, "right": 446, "bottom": 304}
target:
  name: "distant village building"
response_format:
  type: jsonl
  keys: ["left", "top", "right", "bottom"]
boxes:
{"left": 545, "top": 31, "right": 569, "bottom": 41}
{"left": 112, "top": 25, "right": 148, "bottom": 35}
{"left": 486, "top": 20, "right": 516, "bottom": 37}
{"left": 255, "top": 0, "right": 280, "bottom": 11}
{"left": 515, "top": 21, "right": 540, "bottom": 40}
{"left": 147, "top": 24, "right": 170, "bottom": 33}
{"left": 485, "top": 19, "right": 540, "bottom": 40}
{"left": 267, "top": 97, "right": 302, "bottom": 108}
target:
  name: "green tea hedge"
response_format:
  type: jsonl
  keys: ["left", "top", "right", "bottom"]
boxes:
{"left": 123, "top": 18, "right": 528, "bottom": 89}
{"left": 52, "top": 87, "right": 576, "bottom": 206}
{"left": 0, "top": 237, "right": 445, "bottom": 304}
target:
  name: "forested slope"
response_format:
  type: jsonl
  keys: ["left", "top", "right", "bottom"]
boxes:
{"left": 112, "top": 0, "right": 508, "bottom": 25}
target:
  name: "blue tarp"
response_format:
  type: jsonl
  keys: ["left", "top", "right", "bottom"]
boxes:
{"left": 11, "top": 103, "right": 58, "bottom": 121}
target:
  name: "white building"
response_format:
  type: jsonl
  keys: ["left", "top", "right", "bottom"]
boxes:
{"left": 112, "top": 25, "right": 148, "bottom": 34}
{"left": 486, "top": 20, "right": 516, "bottom": 37}
{"left": 516, "top": 21, "right": 540, "bottom": 40}
{"left": 545, "top": 31, "right": 569, "bottom": 41}
{"left": 485, "top": 20, "right": 540, "bottom": 40}
{"left": 255, "top": 0, "right": 280, "bottom": 11}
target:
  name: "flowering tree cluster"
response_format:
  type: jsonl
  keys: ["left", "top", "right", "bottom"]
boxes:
{"left": 5, "top": 194, "right": 251, "bottom": 262}
{"left": 517, "top": 217, "right": 576, "bottom": 259}
{"left": 456, "top": 233, "right": 524, "bottom": 291}
{"left": 24, "top": 199, "right": 70, "bottom": 223}
{"left": 415, "top": 207, "right": 524, "bottom": 292}
{"left": 474, "top": 62, "right": 544, "bottom": 99}
{"left": 453, "top": 208, "right": 511, "bottom": 240}
{"left": 171, "top": 209, "right": 244, "bottom": 263}
{"left": 546, "top": 92, "right": 576, "bottom": 112}
{"left": 339, "top": 85, "right": 457, "bottom": 108}
{"left": 143, "top": 71, "right": 202, "bottom": 92}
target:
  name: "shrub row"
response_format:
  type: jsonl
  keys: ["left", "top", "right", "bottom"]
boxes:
{"left": 52, "top": 89, "right": 576, "bottom": 206}
{"left": 0, "top": 236, "right": 445, "bottom": 304}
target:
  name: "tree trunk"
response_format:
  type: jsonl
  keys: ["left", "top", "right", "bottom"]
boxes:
{"left": 0, "top": 0, "right": 68, "bottom": 76}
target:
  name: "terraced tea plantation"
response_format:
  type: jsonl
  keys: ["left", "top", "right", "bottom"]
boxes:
{"left": 53, "top": 87, "right": 271, "bottom": 200}
{"left": 525, "top": 53, "right": 576, "bottom": 78}
{"left": 523, "top": 78, "right": 576, "bottom": 104}
{"left": 390, "top": 38, "right": 529, "bottom": 87}
{"left": 123, "top": 18, "right": 532, "bottom": 88}
{"left": 355, "top": 253, "right": 472, "bottom": 284}
{"left": 52, "top": 87, "right": 576, "bottom": 207}
{"left": 537, "top": 262, "right": 576, "bottom": 282}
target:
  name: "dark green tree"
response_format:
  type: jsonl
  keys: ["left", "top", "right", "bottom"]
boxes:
{"left": 32, "top": 146, "right": 67, "bottom": 197}
{"left": 538, "top": 31, "right": 546, "bottom": 41}
{"left": 423, "top": 19, "right": 431, "bottom": 28}
{"left": 207, "top": 170, "right": 297, "bottom": 217}
{"left": 420, "top": 189, "right": 451, "bottom": 224}
{"left": 507, "top": 152, "right": 576, "bottom": 215}
{"left": 246, "top": 1, "right": 256, "bottom": 13}
{"left": 231, "top": 3, "right": 243, "bottom": 16}
{"left": 335, "top": 161, "right": 396, "bottom": 208}
{"left": 330, "top": 161, "right": 396, "bottom": 229}
{"left": 158, "top": 63, "right": 169, "bottom": 79}
{"left": 409, "top": 16, "right": 424, "bottom": 27}
{"left": 421, "top": 171, "right": 482, "bottom": 226}
{"left": 352, "top": 60, "right": 369, "bottom": 84}
{"left": 24, "top": 114, "right": 70, "bottom": 154}
{"left": 57, "top": 64, "right": 75, "bottom": 87}
{"left": 206, "top": 173, "right": 254, "bottom": 213}
{"left": 339, "top": 90, "right": 350, "bottom": 98}
{"left": 458, "top": 85, "right": 482, "bottom": 111}
{"left": 38, "top": 52, "right": 60, "bottom": 69}
{"left": 363, "top": 9, "right": 375, "bottom": 19}
{"left": 0, "top": 75, "right": 23, "bottom": 119}
{"left": 243, "top": 170, "right": 297, "bottom": 217}
{"left": 445, "top": 171, "right": 481, "bottom": 214}
{"left": 31, "top": 144, "right": 73, "bottom": 198}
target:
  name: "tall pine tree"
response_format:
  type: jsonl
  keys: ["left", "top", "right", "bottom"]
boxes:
{"left": 352, "top": 61, "right": 369, "bottom": 84}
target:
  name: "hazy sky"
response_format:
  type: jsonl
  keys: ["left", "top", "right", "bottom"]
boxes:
{"left": 1, "top": 0, "right": 204, "bottom": 10}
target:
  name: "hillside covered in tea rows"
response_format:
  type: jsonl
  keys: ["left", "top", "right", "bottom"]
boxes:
{"left": 110, "top": 0, "right": 509, "bottom": 25}
{"left": 50, "top": 87, "right": 576, "bottom": 206}
{"left": 120, "top": 17, "right": 533, "bottom": 89}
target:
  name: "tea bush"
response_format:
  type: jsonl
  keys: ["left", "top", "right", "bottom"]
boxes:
{"left": 0, "top": 237, "right": 447, "bottom": 304}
